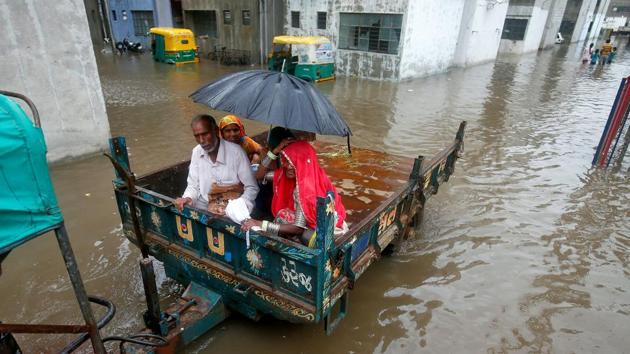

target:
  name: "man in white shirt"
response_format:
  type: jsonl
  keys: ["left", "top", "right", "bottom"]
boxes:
{"left": 174, "top": 114, "right": 259, "bottom": 212}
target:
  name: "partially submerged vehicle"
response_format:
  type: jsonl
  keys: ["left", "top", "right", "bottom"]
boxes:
{"left": 107, "top": 71, "right": 466, "bottom": 352}
{"left": 150, "top": 27, "right": 199, "bottom": 65}
{"left": 268, "top": 35, "right": 335, "bottom": 82}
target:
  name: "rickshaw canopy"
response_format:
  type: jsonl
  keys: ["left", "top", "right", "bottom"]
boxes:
{"left": 150, "top": 27, "right": 197, "bottom": 51}
{"left": 272, "top": 36, "right": 331, "bottom": 45}
{"left": 0, "top": 94, "right": 63, "bottom": 253}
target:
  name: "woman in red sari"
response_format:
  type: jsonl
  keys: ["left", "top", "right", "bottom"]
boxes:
{"left": 242, "top": 141, "right": 347, "bottom": 246}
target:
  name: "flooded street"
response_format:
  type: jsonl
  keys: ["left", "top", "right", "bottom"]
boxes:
{"left": 2, "top": 43, "right": 629, "bottom": 353}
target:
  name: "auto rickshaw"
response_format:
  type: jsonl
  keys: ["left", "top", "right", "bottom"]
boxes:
{"left": 268, "top": 36, "right": 335, "bottom": 82}
{"left": 149, "top": 27, "right": 199, "bottom": 65}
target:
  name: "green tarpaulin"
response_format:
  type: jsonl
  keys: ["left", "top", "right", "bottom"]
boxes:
{"left": 0, "top": 94, "right": 63, "bottom": 254}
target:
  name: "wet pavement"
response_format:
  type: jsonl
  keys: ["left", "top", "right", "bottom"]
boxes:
{"left": 1, "top": 43, "right": 629, "bottom": 353}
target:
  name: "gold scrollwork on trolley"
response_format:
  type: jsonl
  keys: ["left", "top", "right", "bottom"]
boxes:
{"left": 253, "top": 289, "right": 315, "bottom": 321}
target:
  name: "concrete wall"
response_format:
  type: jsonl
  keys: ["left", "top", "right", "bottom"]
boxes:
{"left": 453, "top": 0, "right": 510, "bottom": 67}
{"left": 398, "top": 0, "right": 466, "bottom": 80}
{"left": 155, "top": 0, "right": 173, "bottom": 28}
{"left": 0, "top": 0, "right": 111, "bottom": 162}
{"left": 183, "top": 0, "right": 260, "bottom": 64}
{"left": 572, "top": 0, "right": 597, "bottom": 42}
{"left": 540, "top": 0, "right": 569, "bottom": 49}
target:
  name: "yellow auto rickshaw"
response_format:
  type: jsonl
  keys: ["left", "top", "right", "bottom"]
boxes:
{"left": 268, "top": 36, "right": 335, "bottom": 82}
{"left": 150, "top": 27, "right": 199, "bottom": 65}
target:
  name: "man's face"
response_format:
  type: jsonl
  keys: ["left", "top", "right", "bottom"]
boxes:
{"left": 192, "top": 121, "right": 219, "bottom": 152}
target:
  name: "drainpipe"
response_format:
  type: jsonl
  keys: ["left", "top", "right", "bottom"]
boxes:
{"left": 259, "top": 0, "right": 265, "bottom": 65}
{"left": 100, "top": 0, "right": 116, "bottom": 51}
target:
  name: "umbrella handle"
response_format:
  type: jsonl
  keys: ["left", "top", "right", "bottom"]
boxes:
{"left": 346, "top": 135, "right": 352, "bottom": 155}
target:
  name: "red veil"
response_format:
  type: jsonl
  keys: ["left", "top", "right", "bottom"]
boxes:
{"left": 272, "top": 141, "right": 346, "bottom": 229}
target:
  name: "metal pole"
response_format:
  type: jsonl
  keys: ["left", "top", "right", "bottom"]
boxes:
{"left": 55, "top": 224, "right": 106, "bottom": 354}
{"left": 140, "top": 258, "right": 163, "bottom": 335}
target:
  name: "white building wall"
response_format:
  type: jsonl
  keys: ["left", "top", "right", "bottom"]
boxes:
{"left": 539, "top": 0, "right": 569, "bottom": 49}
{"left": 523, "top": 0, "right": 552, "bottom": 52}
{"left": 572, "top": 0, "right": 598, "bottom": 42}
{"left": 398, "top": 0, "right": 466, "bottom": 80}
{"left": 453, "top": 0, "right": 509, "bottom": 67}
{"left": 0, "top": 0, "right": 111, "bottom": 162}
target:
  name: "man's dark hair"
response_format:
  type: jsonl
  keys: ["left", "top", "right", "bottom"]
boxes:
{"left": 191, "top": 114, "right": 217, "bottom": 131}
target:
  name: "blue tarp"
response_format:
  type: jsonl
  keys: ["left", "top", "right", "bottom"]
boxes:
{"left": 0, "top": 94, "right": 63, "bottom": 254}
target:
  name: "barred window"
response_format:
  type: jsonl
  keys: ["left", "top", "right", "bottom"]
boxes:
{"left": 242, "top": 10, "right": 251, "bottom": 25}
{"left": 132, "top": 11, "right": 154, "bottom": 36}
{"left": 223, "top": 10, "right": 232, "bottom": 25}
{"left": 338, "top": 13, "right": 402, "bottom": 55}
{"left": 317, "top": 12, "right": 327, "bottom": 30}
{"left": 291, "top": 11, "right": 300, "bottom": 28}
{"left": 502, "top": 18, "right": 528, "bottom": 40}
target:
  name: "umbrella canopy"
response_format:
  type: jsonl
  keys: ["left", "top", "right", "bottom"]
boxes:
{"left": 190, "top": 70, "right": 351, "bottom": 136}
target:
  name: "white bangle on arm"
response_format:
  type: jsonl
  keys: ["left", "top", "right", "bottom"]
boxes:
{"left": 267, "top": 151, "right": 278, "bottom": 160}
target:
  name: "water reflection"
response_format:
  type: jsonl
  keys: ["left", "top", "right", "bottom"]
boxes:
{"left": 1, "top": 45, "right": 629, "bottom": 353}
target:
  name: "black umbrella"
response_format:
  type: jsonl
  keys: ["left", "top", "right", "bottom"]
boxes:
{"left": 190, "top": 70, "right": 352, "bottom": 137}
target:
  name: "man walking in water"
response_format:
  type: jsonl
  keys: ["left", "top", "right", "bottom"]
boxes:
{"left": 601, "top": 39, "right": 613, "bottom": 65}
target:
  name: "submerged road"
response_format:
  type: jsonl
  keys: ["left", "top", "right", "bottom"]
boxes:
{"left": 1, "top": 43, "right": 629, "bottom": 353}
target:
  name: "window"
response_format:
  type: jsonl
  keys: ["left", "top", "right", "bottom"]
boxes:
{"left": 338, "top": 13, "right": 403, "bottom": 55}
{"left": 223, "top": 10, "right": 232, "bottom": 25}
{"left": 501, "top": 18, "right": 528, "bottom": 40}
{"left": 242, "top": 10, "right": 251, "bottom": 25}
{"left": 190, "top": 10, "right": 217, "bottom": 37}
{"left": 131, "top": 11, "right": 154, "bottom": 36}
{"left": 112, "top": 10, "right": 117, "bottom": 21}
{"left": 317, "top": 12, "right": 327, "bottom": 29}
{"left": 291, "top": 11, "right": 300, "bottom": 28}
{"left": 509, "top": 0, "right": 535, "bottom": 5}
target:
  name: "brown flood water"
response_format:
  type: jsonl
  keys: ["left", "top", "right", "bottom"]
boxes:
{"left": 1, "top": 44, "right": 629, "bottom": 353}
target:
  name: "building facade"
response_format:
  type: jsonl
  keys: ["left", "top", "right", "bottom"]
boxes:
{"left": 108, "top": 0, "right": 174, "bottom": 47}
{"left": 284, "top": 0, "right": 511, "bottom": 80}
{"left": 180, "top": 0, "right": 283, "bottom": 64}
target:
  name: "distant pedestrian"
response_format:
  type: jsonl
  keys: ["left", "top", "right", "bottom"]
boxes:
{"left": 607, "top": 47, "right": 618, "bottom": 64}
{"left": 582, "top": 45, "right": 591, "bottom": 63}
{"left": 591, "top": 49, "right": 600, "bottom": 65}
{"left": 600, "top": 39, "right": 613, "bottom": 64}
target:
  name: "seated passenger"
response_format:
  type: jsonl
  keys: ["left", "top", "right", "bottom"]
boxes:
{"left": 242, "top": 141, "right": 347, "bottom": 246}
{"left": 174, "top": 114, "right": 259, "bottom": 214}
{"left": 219, "top": 115, "right": 263, "bottom": 164}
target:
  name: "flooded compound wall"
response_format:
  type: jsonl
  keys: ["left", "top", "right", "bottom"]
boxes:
{"left": 453, "top": 0, "right": 510, "bottom": 68}
{"left": 182, "top": 0, "right": 261, "bottom": 64}
{"left": 398, "top": 0, "right": 466, "bottom": 80}
{"left": 539, "top": 0, "right": 569, "bottom": 49}
{"left": 0, "top": 0, "right": 111, "bottom": 162}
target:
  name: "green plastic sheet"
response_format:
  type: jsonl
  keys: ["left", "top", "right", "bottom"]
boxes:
{"left": 0, "top": 94, "right": 63, "bottom": 253}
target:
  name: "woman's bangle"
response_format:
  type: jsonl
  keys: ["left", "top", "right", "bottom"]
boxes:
{"left": 261, "top": 220, "right": 269, "bottom": 233}
{"left": 261, "top": 156, "right": 272, "bottom": 168}
{"left": 267, "top": 151, "right": 278, "bottom": 160}
{"left": 267, "top": 222, "right": 280, "bottom": 236}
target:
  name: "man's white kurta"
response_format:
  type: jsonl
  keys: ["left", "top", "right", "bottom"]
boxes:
{"left": 182, "top": 140, "right": 259, "bottom": 210}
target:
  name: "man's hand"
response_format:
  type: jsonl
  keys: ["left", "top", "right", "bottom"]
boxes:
{"left": 174, "top": 197, "right": 192, "bottom": 211}
{"left": 241, "top": 218, "right": 262, "bottom": 231}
